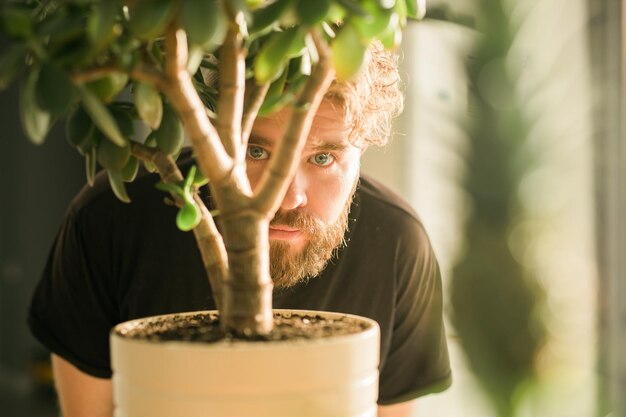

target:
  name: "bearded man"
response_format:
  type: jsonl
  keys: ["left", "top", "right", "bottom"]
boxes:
{"left": 28, "top": 43, "right": 451, "bottom": 417}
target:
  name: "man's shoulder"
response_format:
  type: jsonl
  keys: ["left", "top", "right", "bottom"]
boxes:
{"left": 68, "top": 169, "right": 155, "bottom": 215}
{"left": 355, "top": 174, "right": 421, "bottom": 224}
{"left": 350, "top": 174, "right": 434, "bottom": 252}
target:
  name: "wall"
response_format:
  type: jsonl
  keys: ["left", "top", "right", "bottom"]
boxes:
{"left": 0, "top": 79, "right": 84, "bottom": 416}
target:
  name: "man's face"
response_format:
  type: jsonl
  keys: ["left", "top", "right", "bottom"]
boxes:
{"left": 247, "top": 99, "right": 363, "bottom": 288}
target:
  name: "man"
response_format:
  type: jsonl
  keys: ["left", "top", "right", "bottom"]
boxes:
{"left": 28, "top": 43, "right": 451, "bottom": 417}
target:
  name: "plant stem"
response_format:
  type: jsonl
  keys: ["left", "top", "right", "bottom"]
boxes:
{"left": 71, "top": 64, "right": 167, "bottom": 89}
{"left": 216, "top": 24, "right": 245, "bottom": 160}
{"left": 130, "top": 142, "right": 227, "bottom": 309}
{"left": 241, "top": 82, "right": 270, "bottom": 148}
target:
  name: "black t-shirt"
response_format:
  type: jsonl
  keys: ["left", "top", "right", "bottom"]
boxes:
{"left": 28, "top": 154, "right": 451, "bottom": 405}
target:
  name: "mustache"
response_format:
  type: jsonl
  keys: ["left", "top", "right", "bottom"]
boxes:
{"left": 270, "top": 210, "right": 324, "bottom": 234}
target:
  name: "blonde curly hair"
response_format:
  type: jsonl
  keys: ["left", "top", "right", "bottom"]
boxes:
{"left": 204, "top": 41, "right": 403, "bottom": 147}
{"left": 326, "top": 41, "right": 404, "bottom": 147}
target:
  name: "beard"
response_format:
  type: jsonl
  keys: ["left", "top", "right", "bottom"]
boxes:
{"left": 269, "top": 180, "right": 358, "bottom": 289}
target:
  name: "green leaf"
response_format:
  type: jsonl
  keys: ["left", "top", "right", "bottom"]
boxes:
{"left": 0, "top": 43, "right": 26, "bottom": 90}
{"left": 144, "top": 131, "right": 157, "bottom": 147}
{"left": 266, "top": 65, "right": 288, "bottom": 98}
{"left": 108, "top": 170, "right": 131, "bottom": 203}
{"left": 143, "top": 160, "right": 157, "bottom": 173}
{"left": 331, "top": 23, "right": 367, "bottom": 81}
{"left": 155, "top": 181, "right": 183, "bottom": 195}
{"left": 187, "top": 45, "right": 205, "bottom": 74}
{"left": 76, "top": 126, "right": 102, "bottom": 156}
{"left": 259, "top": 91, "right": 295, "bottom": 116}
{"left": 225, "top": 0, "right": 252, "bottom": 23}
{"left": 37, "top": 8, "right": 85, "bottom": 38}
{"left": 97, "top": 134, "right": 130, "bottom": 170}
{"left": 404, "top": 0, "right": 425, "bottom": 19}
{"left": 378, "top": 24, "right": 401, "bottom": 49}
{"left": 134, "top": 82, "right": 163, "bottom": 130}
{"left": 352, "top": 1, "right": 394, "bottom": 40}
{"left": 191, "top": 166, "right": 209, "bottom": 186}
{"left": 249, "top": 0, "right": 294, "bottom": 34}
{"left": 393, "top": 0, "right": 408, "bottom": 27}
{"left": 19, "top": 67, "right": 52, "bottom": 145}
{"left": 85, "top": 146, "right": 97, "bottom": 186}
{"left": 296, "top": 0, "right": 330, "bottom": 26}
{"left": 184, "top": 165, "right": 197, "bottom": 191}
{"left": 127, "top": 0, "right": 176, "bottom": 41}
{"left": 84, "top": 72, "right": 128, "bottom": 103}
{"left": 377, "top": 0, "right": 396, "bottom": 9}
{"left": 36, "top": 63, "right": 75, "bottom": 115}
{"left": 66, "top": 106, "right": 95, "bottom": 149}
{"left": 334, "top": 0, "right": 367, "bottom": 16}
{"left": 326, "top": 3, "right": 346, "bottom": 21}
{"left": 109, "top": 104, "right": 135, "bottom": 138}
{"left": 77, "top": 85, "right": 126, "bottom": 147}
{"left": 87, "top": 0, "right": 121, "bottom": 47}
{"left": 176, "top": 201, "right": 201, "bottom": 231}
{"left": 254, "top": 27, "right": 304, "bottom": 84}
{"left": 121, "top": 156, "right": 139, "bottom": 182}
{"left": 286, "top": 55, "right": 308, "bottom": 81}
{"left": 245, "top": 0, "right": 265, "bottom": 8}
{"left": 180, "top": 0, "right": 226, "bottom": 47}
{"left": 2, "top": 7, "right": 33, "bottom": 39}
{"left": 154, "top": 104, "right": 184, "bottom": 155}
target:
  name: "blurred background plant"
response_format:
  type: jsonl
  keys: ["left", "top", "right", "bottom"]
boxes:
{"left": 447, "top": 1, "right": 546, "bottom": 416}
{"left": 363, "top": 0, "right": 612, "bottom": 416}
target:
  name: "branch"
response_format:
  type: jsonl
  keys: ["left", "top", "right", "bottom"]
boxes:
{"left": 70, "top": 63, "right": 167, "bottom": 90}
{"left": 251, "top": 31, "right": 335, "bottom": 215}
{"left": 217, "top": 24, "right": 245, "bottom": 160}
{"left": 70, "top": 66, "right": 120, "bottom": 83}
{"left": 130, "top": 142, "right": 227, "bottom": 309}
{"left": 241, "top": 82, "right": 270, "bottom": 148}
{"left": 162, "top": 24, "right": 235, "bottom": 185}
{"left": 131, "top": 63, "right": 169, "bottom": 89}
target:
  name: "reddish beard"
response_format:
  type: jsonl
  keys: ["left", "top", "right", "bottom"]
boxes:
{"left": 269, "top": 185, "right": 356, "bottom": 289}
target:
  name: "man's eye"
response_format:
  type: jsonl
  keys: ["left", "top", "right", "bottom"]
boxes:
{"left": 310, "top": 153, "right": 334, "bottom": 167}
{"left": 247, "top": 146, "right": 269, "bottom": 160}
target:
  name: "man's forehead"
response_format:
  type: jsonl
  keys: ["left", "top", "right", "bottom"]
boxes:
{"left": 249, "top": 98, "right": 364, "bottom": 149}
{"left": 248, "top": 132, "right": 352, "bottom": 150}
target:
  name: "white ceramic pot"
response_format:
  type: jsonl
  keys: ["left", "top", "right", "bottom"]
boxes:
{"left": 110, "top": 310, "right": 380, "bottom": 417}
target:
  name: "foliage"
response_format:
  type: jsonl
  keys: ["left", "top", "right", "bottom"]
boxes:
{"left": 449, "top": 1, "right": 546, "bottom": 416}
{"left": 0, "top": 0, "right": 417, "bottom": 215}
{"left": 0, "top": 0, "right": 420, "bottom": 335}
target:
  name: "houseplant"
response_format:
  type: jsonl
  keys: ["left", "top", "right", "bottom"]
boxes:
{"left": 1, "top": 0, "right": 423, "bottom": 415}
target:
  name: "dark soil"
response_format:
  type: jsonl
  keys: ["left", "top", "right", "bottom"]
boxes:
{"left": 115, "top": 311, "right": 370, "bottom": 343}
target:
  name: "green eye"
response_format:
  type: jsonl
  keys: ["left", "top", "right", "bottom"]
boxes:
{"left": 247, "top": 145, "right": 269, "bottom": 160}
{"left": 310, "top": 153, "right": 334, "bottom": 167}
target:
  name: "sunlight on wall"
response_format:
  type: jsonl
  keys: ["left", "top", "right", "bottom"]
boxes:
{"left": 361, "top": 0, "right": 598, "bottom": 416}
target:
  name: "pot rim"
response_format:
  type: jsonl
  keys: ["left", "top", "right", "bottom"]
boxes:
{"left": 111, "top": 309, "right": 380, "bottom": 351}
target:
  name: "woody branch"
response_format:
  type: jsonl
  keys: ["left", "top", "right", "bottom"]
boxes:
{"left": 162, "top": 23, "right": 234, "bottom": 185}
{"left": 216, "top": 21, "right": 245, "bottom": 160}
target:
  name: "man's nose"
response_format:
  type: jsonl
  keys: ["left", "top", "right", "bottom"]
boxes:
{"left": 280, "top": 173, "right": 307, "bottom": 210}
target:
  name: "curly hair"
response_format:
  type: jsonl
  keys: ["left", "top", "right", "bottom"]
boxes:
{"left": 202, "top": 41, "right": 403, "bottom": 147}
{"left": 326, "top": 41, "right": 404, "bottom": 147}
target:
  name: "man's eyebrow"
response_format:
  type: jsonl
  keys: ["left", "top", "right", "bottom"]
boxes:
{"left": 310, "top": 141, "right": 350, "bottom": 152}
{"left": 248, "top": 135, "right": 273, "bottom": 147}
{"left": 249, "top": 134, "right": 350, "bottom": 152}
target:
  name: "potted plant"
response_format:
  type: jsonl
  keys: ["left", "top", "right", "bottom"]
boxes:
{"left": 1, "top": 0, "right": 425, "bottom": 415}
